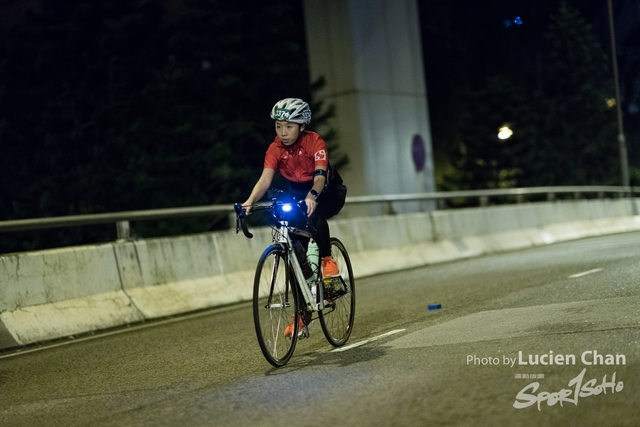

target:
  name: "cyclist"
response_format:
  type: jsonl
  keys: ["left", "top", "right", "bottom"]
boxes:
{"left": 242, "top": 98, "right": 340, "bottom": 337}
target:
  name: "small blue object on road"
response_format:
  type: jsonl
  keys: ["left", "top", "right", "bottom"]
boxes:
{"left": 428, "top": 304, "right": 442, "bottom": 310}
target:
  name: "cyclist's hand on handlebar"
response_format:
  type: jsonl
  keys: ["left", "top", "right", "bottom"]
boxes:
{"left": 234, "top": 203, "right": 253, "bottom": 238}
{"left": 304, "top": 194, "right": 317, "bottom": 217}
{"left": 241, "top": 201, "right": 253, "bottom": 215}
{"left": 234, "top": 203, "right": 246, "bottom": 217}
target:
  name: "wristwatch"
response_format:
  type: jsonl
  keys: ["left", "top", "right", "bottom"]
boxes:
{"left": 309, "top": 189, "right": 319, "bottom": 200}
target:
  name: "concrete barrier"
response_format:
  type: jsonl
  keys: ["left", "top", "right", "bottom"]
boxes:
{"left": 115, "top": 231, "right": 270, "bottom": 318}
{"left": 1, "top": 198, "right": 639, "bottom": 350}
{"left": 0, "top": 245, "right": 143, "bottom": 347}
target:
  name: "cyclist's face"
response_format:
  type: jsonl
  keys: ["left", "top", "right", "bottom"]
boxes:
{"left": 275, "top": 120, "right": 304, "bottom": 146}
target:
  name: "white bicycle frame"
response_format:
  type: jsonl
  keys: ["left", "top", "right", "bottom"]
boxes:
{"left": 273, "top": 220, "right": 325, "bottom": 312}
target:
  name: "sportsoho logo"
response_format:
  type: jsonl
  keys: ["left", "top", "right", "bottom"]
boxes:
{"left": 467, "top": 350, "right": 627, "bottom": 411}
{"left": 513, "top": 351, "right": 626, "bottom": 410}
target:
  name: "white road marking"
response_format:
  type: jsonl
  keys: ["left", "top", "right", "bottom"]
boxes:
{"left": 569, "top": 268, "right": 603, "bottom": 279}
{"left": 331, "top": 329, "right": 406, "bottom": 352}
{"left": 387, "top": 295, "right": 640, "bottom": 349}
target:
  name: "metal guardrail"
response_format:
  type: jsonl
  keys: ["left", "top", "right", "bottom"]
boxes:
{"left": 343, "top": 185, "right": 636, "bottom": 204}
{"left": 0, "top": 186, "right": 636, "bottom": 239}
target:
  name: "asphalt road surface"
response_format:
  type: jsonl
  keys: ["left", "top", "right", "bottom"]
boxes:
{"left": 1, "top": 232, "right": 639, "bottom": 426}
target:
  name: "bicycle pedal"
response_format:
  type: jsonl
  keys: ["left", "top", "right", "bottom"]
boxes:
{"left": 298, "top": 325, "right": 310, "bottom": 339}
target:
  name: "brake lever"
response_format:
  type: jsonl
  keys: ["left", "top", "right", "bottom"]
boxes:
{"left": 234, "top": 203, "right": 253, "bottom": 239}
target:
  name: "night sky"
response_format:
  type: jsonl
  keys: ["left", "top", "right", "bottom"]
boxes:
{"left": 418, "top": 0, "right": 639, "bottom": 163}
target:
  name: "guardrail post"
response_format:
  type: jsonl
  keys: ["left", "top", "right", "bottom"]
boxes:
{"left": 598, "top": 191, "right": 605, "bottom": 199}
{"left": 547, "top": 192, "right": 556, "bottom": 202}
{"left": 437, "top": 199, "right": 446, "bottom": 210}
{"left": 479, "top": 196, "right": 489, "bottom": 207}
{"left": 516, "top": 194, "right": 524, "bottom": 204}
{"left": 382, "top": 201, "right": 395, "bottom": 215}
{"left": 116, "top": 221, "right": 131, "bottom": 241}
{"left": 574, "top": 192, "right": 581, "bottom": 200}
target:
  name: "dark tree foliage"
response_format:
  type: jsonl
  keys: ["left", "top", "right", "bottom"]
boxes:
{"left": 0, "top": 0, "right": 338, "bottom": 253}
{"left": 0, "top": 1, "right": 167, "bottom": 251}
{"left": 420, "top": 0, "right": 639, "bottom": 192}
{"left": 533, "top": 2, "right": 618, "bottom": 185}
{"left": 447, "top": 76, "right": 538, "bottom": 191}
{"left": 429, "top": 1, "right": 624, "bottom": 191}
{"left": 619, "top": 15, "right": 640, "bottom": 184}
{"left": 418, "top": 0, "right": 556, "bottom": 189}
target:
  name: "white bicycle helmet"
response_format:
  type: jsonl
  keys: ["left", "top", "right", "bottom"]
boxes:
{"left": 270, "top": 98, "right": 312, "bottom": 124}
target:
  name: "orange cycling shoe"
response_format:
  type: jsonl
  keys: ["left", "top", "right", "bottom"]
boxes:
{"left": 284, "top": 316, "right": 306, "bottom": 338}
{"left": 322, "top": 256, "right": 340, "bottom": 277}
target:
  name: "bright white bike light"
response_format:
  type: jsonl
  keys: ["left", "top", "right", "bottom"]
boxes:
{"left": 281, "top": 204, "right": 292, "bottom": 212}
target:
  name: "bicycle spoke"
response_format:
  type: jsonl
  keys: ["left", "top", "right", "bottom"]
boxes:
{"left": 319, "top": 238, "right": 355, "bottom": 346}
{"left": 253, "top": 246, "right": 298, "bottom": 367}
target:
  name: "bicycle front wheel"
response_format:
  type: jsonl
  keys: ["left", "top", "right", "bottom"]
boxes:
{"left": 253, "top": 245, "right": 299, "bottom": 367}
{"left": 319, "top": 237, "right": 355, "bottom": 346}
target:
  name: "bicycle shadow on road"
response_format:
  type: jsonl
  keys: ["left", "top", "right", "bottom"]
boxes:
{"left": 263, "top": 345, "right": 388, "bottom": 376}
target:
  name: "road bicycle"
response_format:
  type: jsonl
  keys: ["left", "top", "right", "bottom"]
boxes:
{"left": 234, "top": 192, "right": 355, "bottom": 367}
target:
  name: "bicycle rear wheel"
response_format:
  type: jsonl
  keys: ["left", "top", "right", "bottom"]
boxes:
{"left": 253, "top": 245, "right": 299, "bottom": 367}
{"left": 319, "top": 237, "right": 355, "bottom": 346}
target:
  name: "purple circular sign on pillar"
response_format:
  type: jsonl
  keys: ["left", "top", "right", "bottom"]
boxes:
{"left": 411, "top": 134, "right": 426, "bottom": 171}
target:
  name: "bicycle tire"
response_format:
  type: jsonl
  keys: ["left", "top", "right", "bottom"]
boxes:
{"left": 253, "top": 244, "right": 299, "bottom": 367}
{"left": 319, "top": 237, "right": 355, "bottom": 346}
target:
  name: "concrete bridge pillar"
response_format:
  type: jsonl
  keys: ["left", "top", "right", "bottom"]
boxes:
{"left": 303, "top": 0, "right": 436, "bottom": 214}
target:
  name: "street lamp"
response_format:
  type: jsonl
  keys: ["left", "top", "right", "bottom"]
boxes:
{"left": 607, "top": 0, "right": 630, "bottom": 187}
{"left": 498, "top": 125, "right": 513, "bottom": 140}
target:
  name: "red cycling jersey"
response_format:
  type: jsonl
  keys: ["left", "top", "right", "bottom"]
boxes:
{"left": 264, "top": 130, "right": 329, "bottom": 182}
